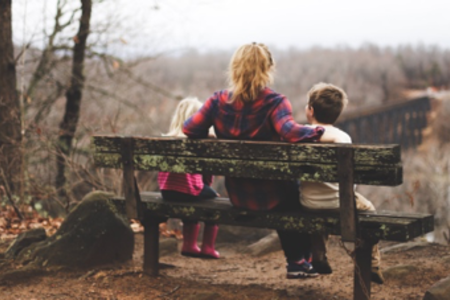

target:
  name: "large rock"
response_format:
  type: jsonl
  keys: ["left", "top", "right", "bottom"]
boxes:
{"left": 5, "top": 228, "right": 47, "bottom": 259}
{"left": 383, "top": 264, "right": 419, "bottom": 281}
{"left": 16, "top": 191, "right": 134, "bottom": 268}
{"left": 380, "top": 241, "right": 430, "bottom": 254}
{"left": 423, "top": 275, "right": 450, "bottom": 300}
{"left": 246, "top": 232, "right": 281, "bottom": 256}
{"left": 159, "top": 237, "right": 178, "bottom": 257}
{"left": 215, "top": 225, "right": 272, "bottom": 244}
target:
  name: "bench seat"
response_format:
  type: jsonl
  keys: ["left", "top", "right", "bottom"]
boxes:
{"left": 110, "top": 192, "right": 433, "bottom": 242}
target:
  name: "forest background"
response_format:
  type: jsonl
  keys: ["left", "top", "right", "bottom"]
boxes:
{"left": 1, "top": 0, "right": 450, "bottom": 245}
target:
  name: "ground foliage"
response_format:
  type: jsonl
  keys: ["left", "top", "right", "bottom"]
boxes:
{"left": 0, "top": 234, "right": 449, "bottom": 300}
{"left": 0, "top": 204, "right": 181, "bottom": 244}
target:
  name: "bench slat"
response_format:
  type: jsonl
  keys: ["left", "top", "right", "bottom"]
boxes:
{"left": 93, "top": 136, "right": 401, "bottom": 165}
{"left": 109, "top": 193, "right": 433, "bottom": 242}
{"left": 360, "top": 210, "right": 434, "bottom": 235}
{"left": 94, "top": 153, "right": 402, "bottom": 186}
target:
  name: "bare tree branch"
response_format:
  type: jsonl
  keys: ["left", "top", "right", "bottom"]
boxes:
{"left": 26, "top": 0, "right": 80, "bottom": 98}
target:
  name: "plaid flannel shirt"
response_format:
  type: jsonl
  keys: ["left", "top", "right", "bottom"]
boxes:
{"left": 183, "top": 87, "right": 324, "bottom": 211}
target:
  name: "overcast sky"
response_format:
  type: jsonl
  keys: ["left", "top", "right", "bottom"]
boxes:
{"left": 12, "top": 0, "right": 450, "bottom": 56}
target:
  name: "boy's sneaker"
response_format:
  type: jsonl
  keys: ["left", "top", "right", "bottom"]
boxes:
{"left": 286, "top": 260, "right": 319, "bottom": 279}
{"left": 312, "top": 259, "right": 333, "bottom": 274}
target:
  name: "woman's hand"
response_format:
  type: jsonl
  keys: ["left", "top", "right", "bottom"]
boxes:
{"left": 319, "top": 130, "right": 336, "bottom": 143}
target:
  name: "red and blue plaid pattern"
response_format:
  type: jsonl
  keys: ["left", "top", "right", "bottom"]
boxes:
{"left": 183, "top": 87, "right": 324, "bottom": 210}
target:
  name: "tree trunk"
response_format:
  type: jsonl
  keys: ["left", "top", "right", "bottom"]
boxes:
{"left": 55, "top": 0, "right": 92, "bottom": 203}
{"left": 0, "top": 0, "right": 21, "bottom": 194}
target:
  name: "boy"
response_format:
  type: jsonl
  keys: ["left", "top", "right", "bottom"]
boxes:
{"left": 301, "top": 82, "right": 384, "bottom": 284}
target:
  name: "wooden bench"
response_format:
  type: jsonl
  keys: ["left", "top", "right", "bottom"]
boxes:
{"left": 92, "top": 135, "right": 434, "bottom": 300}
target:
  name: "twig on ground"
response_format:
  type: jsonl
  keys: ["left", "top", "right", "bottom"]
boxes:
{"left": 78, "top": 269, "right": 98, "bottom": 280}
{"left": 111, "top": 270, "right": 143, "bottom": 277}
{"left": 157, "top": 285, "right": 180, "bottom": 298}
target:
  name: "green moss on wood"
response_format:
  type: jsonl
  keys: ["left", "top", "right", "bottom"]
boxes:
{"left": 94, "top": 153, "right": 402, "bottom": 186}
{"left": 108, "top": 194, "right": 433, "bottom": 242}
{"left": 92, "top": 136, "right": 401, "bottom": 166}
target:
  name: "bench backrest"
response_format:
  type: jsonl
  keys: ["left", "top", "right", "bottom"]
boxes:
{"left": 92, "top": 135, "right": 402, "bottom": 243}
{"left": 92, "top": 136, "right": 402, "bottom": 186}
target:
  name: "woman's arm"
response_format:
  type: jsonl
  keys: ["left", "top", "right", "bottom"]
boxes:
{"left": 183, "top": 97, "right": 216, "bottom": 138}
{"left": 270, "top": 97, "right": 324, "bottom": 142}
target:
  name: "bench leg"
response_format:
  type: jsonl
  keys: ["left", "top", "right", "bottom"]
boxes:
{"left": 353, "top": 239, "right": 373, "bottom": 300}
{"left": 143, "top": 218, "right": 160, "bottom": 276}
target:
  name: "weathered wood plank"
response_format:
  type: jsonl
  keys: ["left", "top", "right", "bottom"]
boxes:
{"left": 92, "top": 136, "right": 401, "bottom": 165}
{"left": 121, "top": 138, "right": 142, "bottom": 219}
{"left": 360, "top": 210, "right": 434, "bottom": 235}
{"left": 337, "top": 147, "right": 358, "bottom": 242}
{"left": 354, "top": 238, "right": 373, "bottom": 300}
{"left": 108, "top": 193, "right": 433, "bottom": 241}
{"left": 142, "top": 217, "right": 160, "bottom": 276}
{"left": 93, "top": 153, "right": 403, "bottom": 186}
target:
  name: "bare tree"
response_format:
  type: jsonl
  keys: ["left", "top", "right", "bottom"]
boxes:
{"left": 0, "top": 0, "right": 21, "bottom": 194}
{"left": 55, "top": 0, "right": 92, "bottom": 202}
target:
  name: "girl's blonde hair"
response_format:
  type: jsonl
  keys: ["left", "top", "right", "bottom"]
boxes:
{"left": 164, "top": 97, "right": 203, "bottom": 137}
{"left": 228, "top": 42, "right": 275, "bottom": 103}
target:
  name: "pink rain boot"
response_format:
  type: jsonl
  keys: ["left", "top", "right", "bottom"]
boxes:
{"left": 181, "top": 222, "right": 201, "bottom": 257}
{"left": 200, "top": 224, "right": 220, "bottom": 259}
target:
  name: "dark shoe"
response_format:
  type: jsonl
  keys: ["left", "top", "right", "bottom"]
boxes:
{"left": 181, "top": 251, "right": 202, "bottom": 258}
{"left": 286, "top": 260, "right": 319, "bottom": 279}
{"left": 371, "top": 267, "right": 385, "bottom": 284}
{"left": 312, "top": 260, "right": 333, "bottom": 274}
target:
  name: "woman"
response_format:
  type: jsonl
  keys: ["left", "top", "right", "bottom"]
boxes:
{"left": 183, "top": 43, "right": 325, "bottom": 279}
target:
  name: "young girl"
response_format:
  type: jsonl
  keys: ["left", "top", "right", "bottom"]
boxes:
{"left": 158, "top": 97, "right": 220, "bottom": 259}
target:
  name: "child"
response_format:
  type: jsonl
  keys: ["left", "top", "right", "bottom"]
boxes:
{"left": 300, "top": 82, "right": 384, "bottom": 284}
{"left": 158, "top": 97, "right": 220, "bottom": 259}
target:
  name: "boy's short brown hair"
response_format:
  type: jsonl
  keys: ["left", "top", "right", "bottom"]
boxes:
{"left": 307, "top": 82, "right": 348, "bottom": 124}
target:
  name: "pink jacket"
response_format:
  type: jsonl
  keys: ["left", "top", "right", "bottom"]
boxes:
{"left": 158, "top": 172, "right": 213, "bottom": 196}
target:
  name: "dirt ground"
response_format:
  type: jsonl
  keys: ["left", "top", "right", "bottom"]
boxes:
{"left": 0, "top": 234, "right": 449, "bottom": 300}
